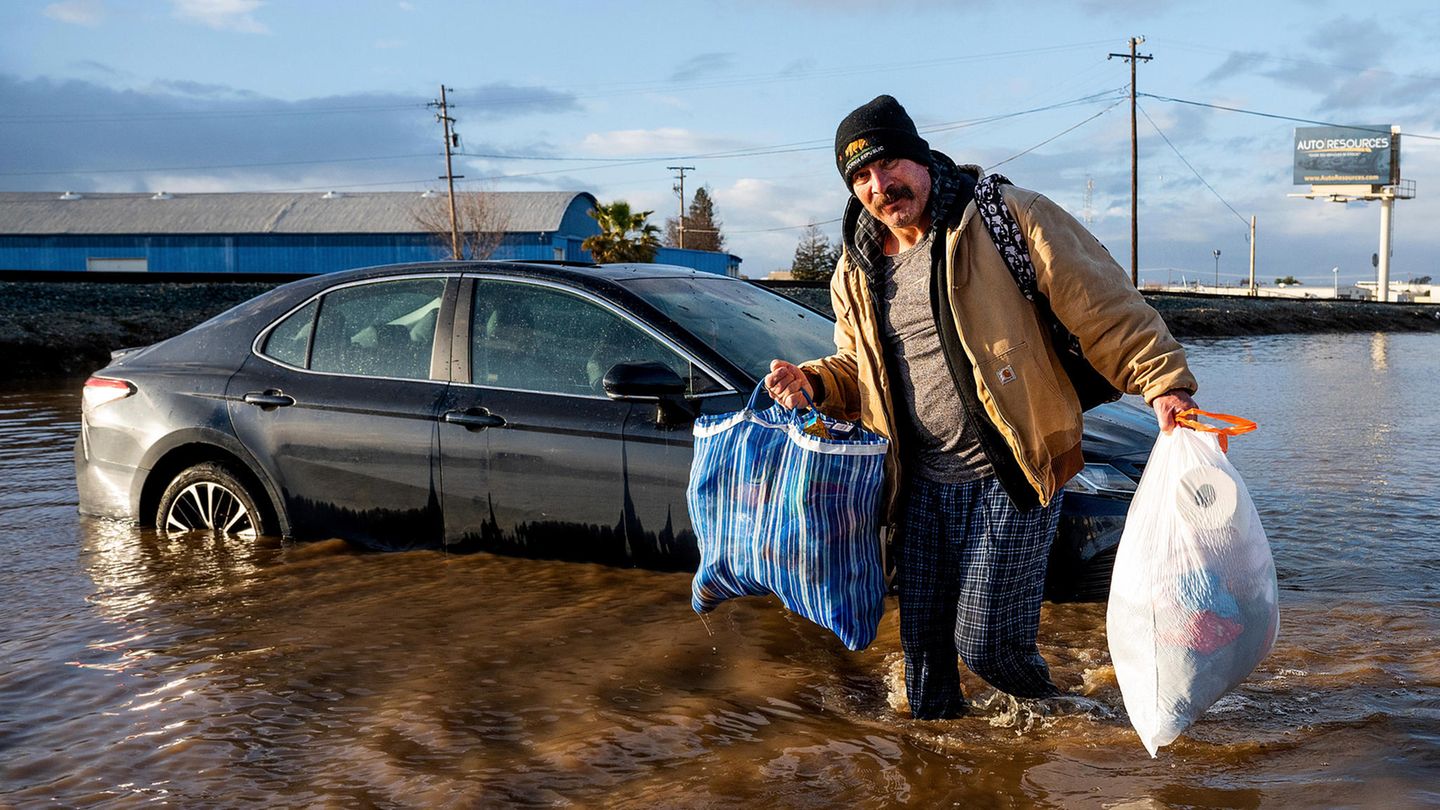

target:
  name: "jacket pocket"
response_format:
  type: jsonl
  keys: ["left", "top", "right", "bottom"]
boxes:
{"left": 978, "top": 341, "right": 1063, "bottom": 405}
{"left": 976, "top": 340, "right": 1077, "bottom": 453}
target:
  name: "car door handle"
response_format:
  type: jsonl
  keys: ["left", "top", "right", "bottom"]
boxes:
{"left": 243, "top": 390, "right": 296, "bottom": 409}
{"left": 443, "top": 408, "right": 506, "bottom": 430}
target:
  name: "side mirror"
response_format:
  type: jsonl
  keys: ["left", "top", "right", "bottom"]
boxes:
{"left": 602, "top": 361, "right": 686, "bottom": 401}
{"left": 602, "top": 361, "right": 695, "bottom": 428}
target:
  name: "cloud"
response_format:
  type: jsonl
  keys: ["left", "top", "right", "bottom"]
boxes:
{"left": 1304, "top": 15, "right": 1392, "bottom": 60}
{"left": 778, "top": 58, "right": 817, "bottom": 78}
{"left": 0, "top": 74, "right": 579, "bottom": 195}
{"left": 578, "top": 128, "right": 747, "bottom": 157}
{"left": 44, "top": 0, "right": 105, "bottom": 26}
{"left": 70, "top": 59, "right": 123, "bottom": 77}
{"left": 1203, "top": 51, "right": 1269, "bottom": 84}
{"left": 1196, "top": 16, "right": 1440, "bottom": 117}
{"left": 170, "top": 0, "right": 269, "bottom": 33}
{"left": 152, "top": 79, "right": 264, "bottom": 100}
{"left": 455, "top": 83, "right": 580, "bottom": 120}
{"left": 670, "top": 52, "right": 735, "bottom": 82}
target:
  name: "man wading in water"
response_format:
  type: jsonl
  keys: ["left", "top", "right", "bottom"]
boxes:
{"left": 765, "top": 95, "right": 1199, "bottom": 718}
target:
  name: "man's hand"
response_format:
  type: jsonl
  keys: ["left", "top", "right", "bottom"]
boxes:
{"left": 764, "top": 359, "right": 814, "bottom": 409}
{"left": 1151, "top": 389, "right": 1199, "bottom": 433}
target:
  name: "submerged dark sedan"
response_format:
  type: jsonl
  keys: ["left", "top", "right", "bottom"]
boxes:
{"left": 76, "top": 261, "right": 1155, "bottom": 601}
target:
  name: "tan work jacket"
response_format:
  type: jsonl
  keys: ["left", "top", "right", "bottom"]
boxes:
{"left": 801, "top": 183, "right": 1197, "bottom": 523}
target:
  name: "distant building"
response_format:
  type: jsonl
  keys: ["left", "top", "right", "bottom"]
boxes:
{"left": 0, "top": 190, "right": 741, "bottom": 277}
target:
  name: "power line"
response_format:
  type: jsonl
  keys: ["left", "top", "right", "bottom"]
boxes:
{"left": 986, "top": 98, "right": 1125, "bottom": 169}
{"left": 3, "top": 88, "right": 1126, "bottom": 182}
{"left": 1136, "top": 102, "right": 1250, "bottom": 232}
{"left": 730, "top": 99, "right": 1128, "bottom": 236}
{"left": 1137, "top": 93, "right": 1440, "bottom": 141}
{"left": 729, "top": 217, "right": 841, "bottom": 235}
{"left": 0, "top": 41, "right": 1117, "bottom": 126}
{"left": 539, "top": 40, "right": 1120, "bottom": 104}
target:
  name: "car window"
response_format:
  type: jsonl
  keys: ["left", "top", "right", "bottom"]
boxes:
{"left": 308, "top": 278, "right": 446, "bottom": 380}
{"left": 471, "top": 280, "right": 722, "bottom": 396}
{"left": 624, "top": 277, "right": 836, "bottom": 382}
{"left": 261, "top": 298, "right": 318, "bottom": 368}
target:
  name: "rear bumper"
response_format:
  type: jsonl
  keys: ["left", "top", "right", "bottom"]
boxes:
{"left": 74, "top": 437, "right": 142, "bottom": 521}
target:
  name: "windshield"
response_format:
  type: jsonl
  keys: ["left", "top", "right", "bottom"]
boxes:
{"left": 625, "top": 278, "right": 835, "bottom": 382}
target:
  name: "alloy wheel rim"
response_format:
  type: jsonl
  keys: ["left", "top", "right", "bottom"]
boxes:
{"left": 164, "top": 481, "right": 257, "bottom": 538}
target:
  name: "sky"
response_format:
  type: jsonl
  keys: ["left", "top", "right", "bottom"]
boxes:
{"left": 4, "top": 0, "right": 1440, "bottom": 285}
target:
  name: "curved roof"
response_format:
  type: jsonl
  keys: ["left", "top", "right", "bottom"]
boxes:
{"left": 0, "top": 191, "right": 597, "bottom": 236}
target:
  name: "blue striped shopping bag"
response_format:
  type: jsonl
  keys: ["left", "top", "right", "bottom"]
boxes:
{"left": 686, "top": 384, "right": 889, "bottom": 651}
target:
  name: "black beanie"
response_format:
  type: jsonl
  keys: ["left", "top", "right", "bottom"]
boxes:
{"left": 834, "top": 95, "right": 931, "bottom": 188}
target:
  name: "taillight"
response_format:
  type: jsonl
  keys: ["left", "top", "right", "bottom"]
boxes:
{"left": 83, "top": 377, "right": 135, "bottom": 410}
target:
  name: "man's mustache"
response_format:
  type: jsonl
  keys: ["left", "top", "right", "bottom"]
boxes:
{"left": 874, "top": 185, "right": 914, "bottom": 207}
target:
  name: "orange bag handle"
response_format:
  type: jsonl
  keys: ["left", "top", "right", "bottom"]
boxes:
{"left": 1174, "top": 408, "right": 1257, "bottom": 452}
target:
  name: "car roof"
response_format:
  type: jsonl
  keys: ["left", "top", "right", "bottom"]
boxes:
{"left": 310, "top": 259, "right": 738, "bottom": 290}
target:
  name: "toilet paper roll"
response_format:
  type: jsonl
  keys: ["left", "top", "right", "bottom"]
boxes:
{"left": 1174, "top": 466, "right": 1241, "bottom": 532}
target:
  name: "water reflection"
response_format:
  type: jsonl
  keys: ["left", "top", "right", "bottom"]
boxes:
{"left": 1370, "top": 331, "right": 1390, "bottom": 370}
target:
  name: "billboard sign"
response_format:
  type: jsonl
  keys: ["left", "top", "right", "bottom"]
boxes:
{"left": 1294, "top": 125, "right": 1398, "bottom": 186}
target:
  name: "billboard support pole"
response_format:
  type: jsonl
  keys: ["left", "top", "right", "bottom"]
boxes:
{"left": 1378, "top": 194, "right": 1394, "bottom": 303}
{"left": 1248, "top": 216, "right": 1257, "bottom": 296}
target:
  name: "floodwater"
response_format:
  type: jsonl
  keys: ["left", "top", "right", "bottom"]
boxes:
{"left": 3, "top": 332, "right": 1437, "bottom": 808}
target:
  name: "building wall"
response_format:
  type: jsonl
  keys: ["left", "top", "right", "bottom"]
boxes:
{"left": 654, "top": 246, "right": 740, "bottom": 276}
{"left": 0, "top": 234, "right": 448, "bottom": 274}
{"left": 0, "top": 231, "right": 740, "bottom": 276}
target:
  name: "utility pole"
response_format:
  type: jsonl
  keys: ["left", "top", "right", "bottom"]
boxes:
{"left": 668, "top": 165, "right": 695, "bottom": 249}
{"left": 428, "top": 85, "right": 463, "bottom": 260}
{"left": 1109, "top": 36, "right": 1152, "bottom": 288}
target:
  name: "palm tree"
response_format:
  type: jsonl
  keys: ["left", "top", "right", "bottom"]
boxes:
{"left": 582, "top": 201, "right": 661, "bottom": 263}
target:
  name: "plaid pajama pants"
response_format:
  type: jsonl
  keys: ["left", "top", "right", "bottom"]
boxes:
{"left": 898, "top": 474, "right": 1064, "bottom": 719}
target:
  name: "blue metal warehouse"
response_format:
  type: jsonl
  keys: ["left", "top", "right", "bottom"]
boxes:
{"left": 0, "top": 190, "right": 741, "bottom": 277}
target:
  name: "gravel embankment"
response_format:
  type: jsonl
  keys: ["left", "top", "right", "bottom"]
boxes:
{"left": 764, "top": 282, "right": 1440, "bottom": 339}
{"left": 3, "top": 278, "right": 1437, "bottom": 380}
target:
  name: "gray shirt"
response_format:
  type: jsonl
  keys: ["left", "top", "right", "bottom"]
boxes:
{"left": 876, "top": 228, "right": 993, "bottom": 483}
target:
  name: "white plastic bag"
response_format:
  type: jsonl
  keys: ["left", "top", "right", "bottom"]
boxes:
{"left": 1107, "top": 413, "right": 1279, "bottom": 756}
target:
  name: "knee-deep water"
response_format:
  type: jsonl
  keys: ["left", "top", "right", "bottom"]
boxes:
{"left": 2, "top": 332, "right": 1437, "bottom": 808}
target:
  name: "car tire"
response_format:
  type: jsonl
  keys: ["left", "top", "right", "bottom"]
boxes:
{"left": 156, "top": 462, "right": 270, "bottom": 538}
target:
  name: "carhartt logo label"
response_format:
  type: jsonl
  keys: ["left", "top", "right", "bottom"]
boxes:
{"left": 997, "top": 365, "right": 1016, "bottom": 385}
{"left": 843, "top": 138, "right": 870, "bottom": 159}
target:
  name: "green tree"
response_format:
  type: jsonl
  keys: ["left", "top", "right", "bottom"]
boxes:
{"left": 664, "top": 185, "right": 726, "bottom": 252}
{"left": 583, "top": 200, "right": 660, "bottom": 263}
{"left": 791, "top": 224, "right": 840, "bottom": 281}
{"left": 1274, "top": 275, "right": 1302, "bottom": 286}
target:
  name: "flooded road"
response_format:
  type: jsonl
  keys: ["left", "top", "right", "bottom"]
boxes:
{"left": 3, "top": 332, "right": 1438, "bottom": 808}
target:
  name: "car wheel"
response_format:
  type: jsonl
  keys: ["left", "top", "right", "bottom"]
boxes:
{"left": 156, "top": 462, "right": 269, "bottom": 538}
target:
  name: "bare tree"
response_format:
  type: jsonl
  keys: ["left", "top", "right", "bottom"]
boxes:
{"left": 663, "top": 185, "right": 726, "bottom": 252}
{"left": 412, "top": 191, "right": 511, "bottom": 260}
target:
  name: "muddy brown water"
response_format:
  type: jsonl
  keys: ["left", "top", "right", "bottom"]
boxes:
{"left": 3, "top": 333, "right": 1438, "bottom": 808}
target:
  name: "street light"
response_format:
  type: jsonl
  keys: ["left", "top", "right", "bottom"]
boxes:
{"left": 1212, "top": 249, "right": 1221, "bottom": 289}
{"left": 1333, "top": 266, "right": 1340, "bottom": 299}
